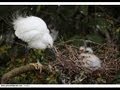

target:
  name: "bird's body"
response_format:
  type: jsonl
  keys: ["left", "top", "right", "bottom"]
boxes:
{"left": 12, "top": 15, "right": 55, "bottom": 72}
{"left": 13, "top": 16, "right": 53, "bottom": 49}
{"left": 80, "top": 53, "right": 101, "bottom": 71}
{"left": 79, "top": 46, "right": 101, "bottom": 71}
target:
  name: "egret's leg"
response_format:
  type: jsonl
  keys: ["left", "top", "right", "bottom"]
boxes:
{"left": 30, "top": 59, "right": 43, "bottom": 73}
{"left": 30, "top": 49, "right": 43, "bottom": 73}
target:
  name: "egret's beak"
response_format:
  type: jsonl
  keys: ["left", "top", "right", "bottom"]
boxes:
{"left": 46, "top": 47, "right": 56, "bottom": 60}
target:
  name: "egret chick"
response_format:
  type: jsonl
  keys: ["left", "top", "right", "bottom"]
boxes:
{"left": 13, "top": 15, "right": 55, "bottom": 72}
{"left": 79, "top": 46, "right": 86, "bottom": 53}
{"left": 79, "top": 46, "right": 93, "bottom": 54}
{"left": 79, "top": 47, "right": 101, "bottom": 71}
{"left": 85, "top": 47, "right": 93, "bottom": 54}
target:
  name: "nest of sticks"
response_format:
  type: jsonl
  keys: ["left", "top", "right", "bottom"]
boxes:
{"left": 1, "top": 40, "right": 120, "bottom": 84}
{"left": 50, "top": 43, "right": 120, "bottom": 84}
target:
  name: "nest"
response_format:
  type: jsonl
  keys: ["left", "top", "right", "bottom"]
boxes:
{"left": 50, "top": 43, "right": 120, "bottom": 84}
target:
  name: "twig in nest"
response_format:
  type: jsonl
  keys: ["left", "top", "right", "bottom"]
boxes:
{"left": 56, "top": 39, "right": 101, "bottom": 47}
{"left": 1, "top": 63, "right": 45, "bottom": 84}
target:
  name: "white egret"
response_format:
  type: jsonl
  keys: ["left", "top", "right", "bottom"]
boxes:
{"left": 13, "top": 16, "right": 53, "bottom": 49}
{"left": 12, "top": 15, "right": 56, "bottom": 72}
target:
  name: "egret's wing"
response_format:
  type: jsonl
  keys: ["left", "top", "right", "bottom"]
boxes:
{"left": 13, "top": 16, "right": 49, "bottom": 34}
{"left": 15, "top": 30, "right": 42, "bottom": 42}
{"left": 28, "top": 39, "right": 46, "bottom": 49}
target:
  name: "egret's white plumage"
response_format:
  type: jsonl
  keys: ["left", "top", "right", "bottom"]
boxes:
{"left": 80, "top": 53, "right": 101, "bottom": 71}
{"left": 86, "top": 47, "right": 93, "bottom": 54}
{"left": 13, "top": 16, "right": 53, "bottom": 49}
{"left": 79, "top": 46, "right": 101, "bottom": 71}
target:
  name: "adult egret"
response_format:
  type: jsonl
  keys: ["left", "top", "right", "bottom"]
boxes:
{"left": 13, "top": 15, "right": 56, "bottom": 72}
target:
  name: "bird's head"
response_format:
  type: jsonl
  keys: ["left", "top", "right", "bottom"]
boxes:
{"left": 79, "top": 46, "right": 86, "bottom": 53}
{"left": 85, "top": 47, "right": 93, "bottom": 54}
{"left": 42, "top": 33, "right": 56, "bottom": 60}
{"left": 41, "top": 33, "right": 53, "bottom": 48}
{"left": 79, "top": 46, "right": 93, "bottom": 54}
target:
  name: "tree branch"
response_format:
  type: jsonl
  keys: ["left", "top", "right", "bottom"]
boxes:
{"left": 1, "top": 63, "right": 44, "bottom": 84}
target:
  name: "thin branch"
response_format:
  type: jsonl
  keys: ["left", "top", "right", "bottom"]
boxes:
{"left": 56, "top": 39, "right": 101, "bottom": 46}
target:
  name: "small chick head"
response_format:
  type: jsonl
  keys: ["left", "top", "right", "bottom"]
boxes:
{"left": 79, "top": 46, "right": 86, "bottom": 53}
{"left": 85, "top": 47, "right": 93, "bottom": 54}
